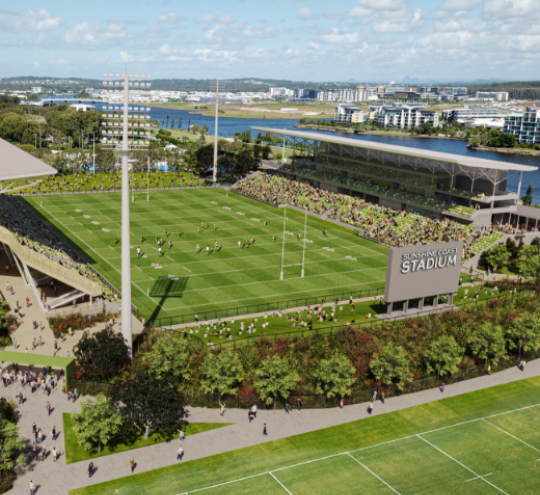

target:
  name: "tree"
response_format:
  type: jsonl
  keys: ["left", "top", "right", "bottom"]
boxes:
{"left": 519, "top": 245, "right": 540, "bottom": 284}
{"left": 200, "top": 350, "right": 243, "bottom": 401}
{"left": 467, "top": 323, "right": 506, "bottom": 366}
{"left": 0, "top": 420, "right": 25, "bottom": 479}
{"left": 73, "top": 397, "right": 123, "bottom": 454}
{"left": 111, "top": 369, "right": 186, "bottom": 439}
{"left": 194, "top": 144, "right": 215, "bottom": 176}
{"left": 261, "top": 145, "right": 271, "bottom": 160}
{"left": 506, "top": 313, "right": 540, "bottom": 360}
{"left": 369, "top": 345, "right": 412, "bottom": 391}
{"left": 191, "top": 124, "right": 200, "bottom": 135}
{"left": 313, "top": 354, "right": 356, "bottom": 399}
{"left": 141, "top": 334, "right": 193, "bottom": 383}
{"left": 73, "top": 328, "right": 130, "bottom": 380}
{"left": 522, "top": 183, "right": 533, "bottom": 206}
{"left": 424, "top": 335, "right": 464, "bottom": 381}
{"left": 254, "top": 355, "right": 299, "bottom": 409}
{"left": 486, "top": 244, "right": 510, "bottom": 272}
{"left": 234, "top": 145, "right": 259, "bottom": 176}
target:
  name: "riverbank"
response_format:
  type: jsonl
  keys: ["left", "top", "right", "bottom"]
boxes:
{"left": 471, "top": 145, "right": 540, "bottom": 157}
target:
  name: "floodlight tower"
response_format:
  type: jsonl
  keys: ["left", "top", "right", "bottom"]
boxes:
{"left": 211, "top": 80, "right": 221, "bottom": 183}
{"left": 101, "top": 72, "right": 152, "bottom": 354}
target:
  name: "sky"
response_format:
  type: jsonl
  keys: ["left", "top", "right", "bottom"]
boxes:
{"left": 1, "top": 0, "right": 539, "bottom": 83}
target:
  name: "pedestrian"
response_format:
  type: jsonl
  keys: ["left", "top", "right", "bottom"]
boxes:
{"left": 32, "top": 422, "right": 37, "bottom": 436}
{"left": 29, "top": 480, "right": 36, "bottom": 495}
{"left": 263, "top": 423, "right": 268, "bottom": 436}
{"left": 32, "top": 442, "right": 37, "bottom": 458}
{"left": 285, "top": 402, "right": 290, "bottom": 414}
{"left": 176, "top": 446, "right": 184, "bottom": 460}
{"left": 177, "top": 429, "right": 185, "bottom": 440}
{"left": 251, "top": 403, "right": 257, "bottom": 418}
{"left": 440, "top": 382, "right": 445, "bottom": 393}
{"left": 26, "top": 296, "right": 30, "bottom": 307}
{"left": 130, "top": 458, "right": 135, "bottom": 473}
{"left": 206, "top": 245, "right": 209, "bottom": 256}
{"left": 340, "top": 398, "right": 344, "bottom": 409}
{"left": 487, "top": 364, "right": 491, "bottom": 375}
{"left": 373, "top": 390, "right": 378, "bottom": 401}
{"left": 219, "top": 402, "right": 226, "bottom": 417}
{"left": 52, "top": 426, "right": 56, "bottom": 441}
{"left": 46, "top": 401, "right": 51, "bottom": 416}
{"left": 520, "top": 359, "right": 526, "bottom": 372}
{"left": 88, "top": 462, "right": 94, "bottom": 478}
{"left": 297, "top": 397, "right": 301, "bottom": 412}
{"left": 52, "top": 446, "right": 58, "bottom": 462}
{"left": 368, "top": 402, "right": 373, "bottom": 414}
{"left": 248, "top": 410, "right": 253, "bottom": 423}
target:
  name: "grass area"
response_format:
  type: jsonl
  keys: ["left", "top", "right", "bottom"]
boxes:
{"left": 24, "top": 189, "right": 389, "bottom": 323}
{"left": 150, "top": 101, "right": 336, "bottom": 120}
{"left": 63, "top": 413, "right": 231, "bottom": 464}
{"left": 70, "top": 375, "right": 540, "bottom": 495}
{"left": 6, "top": 171, "right": 203, "bottom": 196}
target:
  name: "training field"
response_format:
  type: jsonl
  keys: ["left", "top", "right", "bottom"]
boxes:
{"left": 25, "top": 189, "right": 388, "bottom": 321}
{"left": 71, "top": 377, "right": 540, "bottom": 495}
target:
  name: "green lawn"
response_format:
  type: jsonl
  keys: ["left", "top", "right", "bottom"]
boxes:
{"left": 24, "top": 189, "right": 389, "bottom": 323}
{"left": 71, "top": 376, "right": 540, "bottom": 495}
{"left": 63, "top": 413, "right": 231, "bottom": 464}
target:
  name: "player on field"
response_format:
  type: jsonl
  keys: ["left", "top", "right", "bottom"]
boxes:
{"left": 158, "top": 246, "right": 162, "bottom": 257}
{"left": 238, "top": 241, "right": 242, "bottom": 250}
{"left": 137, "top": 247, "right": 141, "bottom": 258}
{"left": 206, "top": 245, "right": 210, "bottom": 256}
{"left": 214, "top": 223, "right": 217, "bottom": 231}
{"left": 168, "top": 240, "right": 172, "bottom": 249}
{"left": 273, "top": 234, "right": 276, "bottom": 243}
{"left": 215, "top": 240, "right": 218, "bottom": 251}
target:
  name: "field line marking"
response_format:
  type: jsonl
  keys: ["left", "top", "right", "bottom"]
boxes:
{"left": 482, "top": 419, "right": 540, "bottom": 455}
{"left": 269, "top": 472, "right": 293, "bottom": 495}
{"left": 183, "top": 267, "right": 192, "bottom": 273}
{"left": 134, "top": 265, "right": 142, "bottom": 272}
{"left": 465, "top": 473, "right": 492, "bottom": 482}
{"left": 272, "top": 452, "right": 347, "bottom": 475}
{"left": 350, "top": 402, "right": 540, "bottom": 457}
{"left": 179, "top": 471, "right": 269, "bottom": 494}
{"left": 167, "top": 255, "right": 175, "bottom": 262}
{"left": 416, "top": 435, "right": 509, "bottom": 495}
{"left": 346, "top": 453, "right": 401, "bottom": 494}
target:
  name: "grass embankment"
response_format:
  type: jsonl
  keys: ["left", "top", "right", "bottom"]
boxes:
{"left": 70, "top": 376, "right": 540, "bottom": 495}
{"left": 63, "top": 413, "right": 231, "bottom": 464}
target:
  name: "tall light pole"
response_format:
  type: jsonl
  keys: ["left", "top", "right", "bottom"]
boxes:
{"left": 212, "top": 80, "right": 220, "bottom": 183}
{"left": 101, "top": 72, "right": 152, "bottom": 354}
{"left": 300, "top": 209, "right": 308, "bottom": 278}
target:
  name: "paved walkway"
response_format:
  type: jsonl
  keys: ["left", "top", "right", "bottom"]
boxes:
{"left": 7, "top": 355, "right": 539, "bottom": 495}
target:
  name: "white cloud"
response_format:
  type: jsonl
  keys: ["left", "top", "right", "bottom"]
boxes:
{"left": 158, "top": 43, "right": 175, "bottom": 55}
{"left": 157, "top": 13, "right": 185, "bottom": 23}
{"left": 120, "top": 51, "right": 135, "bottom": 62}
{"left": 359, "top": 0, "right": 405, "bottom": 10}
{"left": 348, "top": 7, "right": 372, "bottom": 17}
{"left": 484, "top": 0, "right": 540, "bottom": 18}
{"left": 297, "top": 8, "right": 318, "bottom": 20}
{"left": 64, "top": 21, "right": 128, "bottom": 47}
{"left": 197, "top": 11, "right": 221, "bottom": 23}
{"left": 320, "top": 29, "right": 361, "bottom": 45}
{"left": 65, "top": 22, "right": 96, "bottom": 45}
{"left": 324, "top": 10, "right": 342, "bottom": 19}
{"left": 14, "top": 9, "right": 63, "bottom": 32}
{"left": 439, "top": 0, "right": 482, "bottom": 10}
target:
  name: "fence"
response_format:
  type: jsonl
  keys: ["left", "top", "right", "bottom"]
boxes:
{"left": 69, "top": 345, "right": 540, "bottom": 409}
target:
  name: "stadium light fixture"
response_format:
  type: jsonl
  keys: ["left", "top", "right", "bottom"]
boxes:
{"left": 101, "top": 71, "right": 152, "bottom": 355}
{"left": 211, "top": 80, "right": 222, "bottom": 184}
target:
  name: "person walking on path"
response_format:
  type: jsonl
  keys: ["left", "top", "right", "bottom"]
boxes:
{"left": 248, "top": 410, "right": 253, "bottom": 423}
{"left": 251, "top": 404, "right": 257, "bottom": 418}
{"left": 219, "top": 402, "right": 226, "bottom": 417}
{"left": 297, "top": 398, "right": 302, "bottom": 412}
{"left": 176, "top": 446, "right": 184, "bottom": 461}
{"left": 88, "top": 462, "right": 94, "bottom": 478}
{"left": 130, "top": 458, "right": 135, "bottom": 473}
{"left": 263, "top": 423, "right": 268, "bottom": 436}
{"left": 32, "top": 442, "right": 37, "bottom": 459}
{"left": 520, "top": 359, "right": 526, "bottom": 372}
{"left": 373, "top": 390, "right": 378, "bottom": 401}
{"left": 46, "top": 402, "right": 51, "bottom": 416}
{"left": 340, "top": 398, "right": 344, "bottom": 409}
{"left": 368, "top": 401, "right": 373, "bottom": 414}
{"left": 52, "top": 447, "right": 58, "bottom": 463}
{"left": 29, "top": 480, "right": 36, "bottom": 495}
{"left": 177, "top": 429, "right": 185, "bottom": 440}
{"left": 440, "top": 382, "right": 445, "bottom": 393}
{"left": 51, "top": 426, "right": 56, "bottom": 441}
{"left": 285, "top": 402, "right": 290, "bottom": 414}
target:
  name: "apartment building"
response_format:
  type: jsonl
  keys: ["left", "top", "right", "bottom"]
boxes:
{"left": 504, "top": 108, "right": 540, "bottom": 144}
{"left": 334, "top": 104, "right": 364, "bottom": 124}
{"left": 442, "top": 108, "right": 508, "bottom": 122}
{"left": 370, "top": 104, "right": 439, "bottom": 129}
{"left": 475, "top": 91, "right": 509, "bottom": 101}
{"left": 318, "top": 86, "right": 376, "bottom": 103}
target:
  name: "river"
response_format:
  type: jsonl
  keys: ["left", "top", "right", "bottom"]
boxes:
{"left": 131, "top": 106, "right": 540, "bottom": 203}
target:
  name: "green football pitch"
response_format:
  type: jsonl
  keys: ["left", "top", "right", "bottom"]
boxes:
{"left": 25, "top": 189, "right": 388, "bottom": 321}
{"left": 71, "top": 377, "right": 540, "bottom": 495}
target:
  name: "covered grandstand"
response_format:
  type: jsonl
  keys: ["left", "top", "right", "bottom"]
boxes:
{"left": 0, "top": 138, "right": 104, "bottom": 311}
{"left": 253, "top": 127, "right": 539, "bottom": 230}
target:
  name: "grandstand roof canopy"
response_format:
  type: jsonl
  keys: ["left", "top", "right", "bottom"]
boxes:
{"left": 0, "top": 138, "right": 57, "bottom": 181}
{"left": 252, "top": 127, "right": 538, "bottom": 173}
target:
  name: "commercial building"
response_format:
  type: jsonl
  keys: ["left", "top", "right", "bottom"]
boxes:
{"left": 334, "top": 104, "right": 364, "bottom": 124}
{"left": 317, "top": 87, "right": 377, "bottom": 103}
{"left": 252, "top": 126, "right": 539, "bottom": 229}
{"left": 475, "top": 91, "right": 509, "bottom": 101}
{"left": 370, "top": 104, "right": 439, "bottom": 129}
{"left": 504, "top": 107, "right": 540, "bottom": 144}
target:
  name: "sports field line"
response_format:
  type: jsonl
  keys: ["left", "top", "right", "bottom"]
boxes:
{"left": 346, "top": 453, "right": 401, "bottom": 495}
{"left": 135, "top": 260, "right": 384, "bottom": 284}
{"left": 173, "top": 403, "right": 540, "bottom": 495}
{"left": 482, "top": 419, "right": 540, "bottom": 458}
{"left": 148, "top": 267, "right": 385, "bottom": 297}
{"left": 269, "top": 472, "right": 293, "bottom": 495}
{"left": 165, "top": 278, "right": 387, "bottom": 311}
{"left": 416, "top": 435, "right": 509, "bottom": 495}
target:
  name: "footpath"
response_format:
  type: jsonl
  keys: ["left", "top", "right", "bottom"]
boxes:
{"left": 7, "top": 354, "right": 540, "bottom": 495}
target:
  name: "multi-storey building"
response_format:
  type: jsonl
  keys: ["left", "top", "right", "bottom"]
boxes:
{"left": 442, "top": 109, "right": 508, "bottom": 122}
{"left": 504, "top": 108, "right": 540, "bottom": 144}
{"left": 334, "top": 104, "right": 364, "bottom": 124}
{"left": 370, "top": 104, "right": 439, "bottom": 129}
{"left": 475, "top": 91, "right": 509, "bottom": 101}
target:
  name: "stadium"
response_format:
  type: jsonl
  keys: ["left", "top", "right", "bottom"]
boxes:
{"left": 1, "top": 124, "right": 540, "bottom": 495}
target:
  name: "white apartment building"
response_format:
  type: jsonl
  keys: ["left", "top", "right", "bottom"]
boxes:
{"left": 270, "top": 87, "right": 291, "bottom": 97}
{"left": 475, "top": 91, "right": 509, "bottom": 102}
{"left": 334, "top": 104, "right": 364, "bottom": 124}
{"left": 442, "top": 108, "right": 508, "bottom": 121}
{"left": 318, "top": 87, "right": 377, "bottom": 103}
{"left": 370, "top": 104, "right": 439, "bottom": 129}
{"left": 504, "top": 108, "right": 540, "bottom": 144}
